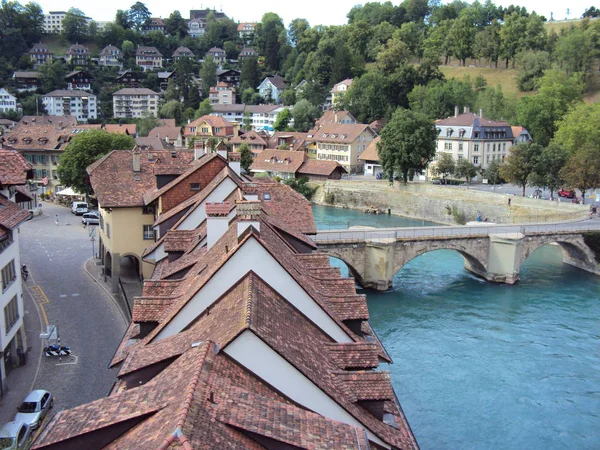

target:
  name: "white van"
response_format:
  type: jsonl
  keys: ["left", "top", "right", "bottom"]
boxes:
{"left": 71, "top": 202, "right": 88, "bottom": 215}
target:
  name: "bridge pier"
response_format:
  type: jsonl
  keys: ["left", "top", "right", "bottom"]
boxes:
{"left": 362, "top": 239, "right": 395, "bottom": 291}
{"left": 484, "top": 233, "right": 523, "bottom": 284}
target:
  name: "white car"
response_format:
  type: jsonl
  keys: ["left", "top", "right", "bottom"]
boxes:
{"left": 81, "top": 212, "right": 100, "bottom": 226}
{"left": 14, "top": 390, "right": 53, "bottom": 430}
{"left": 0, "top": 421, "right": 32, "bottom": 450}
{"left": 70, "top": 202, "right": 88, "bottom": 215}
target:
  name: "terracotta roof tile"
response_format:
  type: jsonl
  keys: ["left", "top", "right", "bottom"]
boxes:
{"left": 0, "top": 149, "right": 31, "bottom": 186}
{"left": 326, "top": 342, "right": 380, "bottom": 370}
{"left": 335, "top": 370, "right": 395, "bottom": 402}
{"left": 205, "top": 201, "right": 231, "bottom": 217}
{"left": 297, "top": 159, "right": 347, "bottom": 176}
{"left": 249, "top": 149, "right": 306, "bottom": 174}
{"left": 310, "top": 122, "right": 375, "bottom": 144}
{"left": 359, "top": 135, "right": 380, "bottom": 162}
{"left": 0, "top": 194, "right": 31, "bottom": 230}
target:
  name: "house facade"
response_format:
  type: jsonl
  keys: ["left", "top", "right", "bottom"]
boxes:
{"left": 42, "top": 90, "right": 97, "bottom": 123}
{"left": 216, "top": 69, "right": 240, "bottom": 86}
{"left": 433, "top": 109, "right": 518, "bottom": 175}
{"left": 206, "top": 47, "right": 226, "bottom": 66}
{"left": 184, "top": 115, "right": 237, "bottom": 146}
{"left": 116, "top": 70, "right": 142, "bottom": 88}
{"left": 229, "top": 130, "right": 268, "bottom": 152}
{"left": 0, "top": 89, "right": 18, "bottom": 114}
{"left": 43, "top": 11, "right": 67, "bottom": 33}
{"left": 65, "top": 70, "right": 92, "bottom": 91}
{"left": 112, "top": 88, "right": 160, "bottom": 119}
{"left": 311, "top": 122, "right": 377, "bottom": 173}
{"left": 98, "top": 45, "right": 122, "bottom": 68}
{"left": 144, "top": 18, "right": 165, "bottom": 34}
{"left": 187, "top": 19, "right": 205, "bottom": 37}
{"left": 359, "top": 136, "right": 382, "bottom": 176}
{"left": 172, "top": 46, "right": 194, "bottom": 60}
{"left": 237, "top": 22, "right": 256, "bottom": 39}
{"left": 13, "top": 72, "right": 40, "bottom": 92}
{"left": 28, "top": 43, "right": 53, "bottom": 67}
{"left": 65, "top": 44, "right": 90, "bottom": 66}
{"left": 330, "top": 78, "right": 353, "bottom": 108}
{"left": 0, "top": 150, "right": 32, "bottom": 394}
{"left": 238, "top": 47, "right": 257, "bottom": 62}
{"left": 135, "top": 46, "right": 163, "bottom": 71}
{"left": 208, "top": 82, "right": 236, "bottom": 105}
{"left": 257, "top": 75, "right": 287, "bottom": 104}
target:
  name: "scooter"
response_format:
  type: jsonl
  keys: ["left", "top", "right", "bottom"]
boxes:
{"left": 21, "top": 265, "right": 29, "bottom": 281}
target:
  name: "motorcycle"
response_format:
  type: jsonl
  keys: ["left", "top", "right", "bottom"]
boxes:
{"left": 21, "top": 264, "right": 29, "bottom": 281}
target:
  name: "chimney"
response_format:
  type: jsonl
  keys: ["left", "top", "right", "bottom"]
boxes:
{"left": 206, "top": 202, "right": 233, "bottom": 249}
{"left": 463, "top": 106, "right": 470, "bottom": 114}
{"left": 194, "top": 140, "right": 205, "bottom": 160}
{"left": 236, "top": 200, "right": 261, "bottom": 237}
{"left": 479, "top": 108, "right": 483, "bottom": 118}
{"left": 217, "top": 149, "right": 228, "bottom": 160}
{"left": 132, "top": 150, "right": 141, "bottom": 172}
{"left": 334, "top": 113, "right": 338, "bottom": 123}
{"left": 454, "top": 106, "right": 459, "bottom": 117}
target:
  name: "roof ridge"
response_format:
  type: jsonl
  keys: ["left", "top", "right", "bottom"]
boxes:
{"left": 174, "top": 343, "right": 211, "bottom": 430}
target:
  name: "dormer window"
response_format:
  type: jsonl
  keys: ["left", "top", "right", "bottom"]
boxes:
{"left": 458, "top": 128, "right": 466, "bottom": 138}
{"left": 322, "top": 133, "right": 328, "bottom": 138}
{"left": 437, "top": 128, "right": 442, "bottom": 135}
{"left": 446, "top": 129, "right": 453, "bottom": 137}
{"left": 22, "top": 138, "right": 32, "bottom": 144}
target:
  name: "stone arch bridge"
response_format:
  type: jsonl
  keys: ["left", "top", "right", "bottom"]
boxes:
{"left": 314, "top": 222, "right": 600, "bottom": 290}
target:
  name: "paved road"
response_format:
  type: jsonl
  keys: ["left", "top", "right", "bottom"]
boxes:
{"left": 314, "top": 217, "right": 600, "bottom": 242}
{"left": 0, "top": 202, "right": 128, "bottom": 426}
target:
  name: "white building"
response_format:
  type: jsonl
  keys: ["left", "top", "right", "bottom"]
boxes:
{"left": 0, "top": 149, "right": 32, "bottom": 393}
{"left": 330, "top": 78, "right": 353, "bottom": 108}
{"left": 42, "top": 90, "right": 97, "bottom": 123}
{"left": 43, "top": 11, "right": 67, "bottom": 34}
{"left": 210, "top": 104, "right": 289, "bottom": 132}
{"left": 113, "top": 88, "right": 159, "bottom": 119}
{"left": 0, "top": 88, "right": 17, "bottom": 114}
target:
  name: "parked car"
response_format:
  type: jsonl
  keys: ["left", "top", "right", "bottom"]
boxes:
{"left": 70, "top": 201, "right": 88, "bottom": 215}
{"left": 431, "top": 179, "right": 442, "bottom": 185}
{"left": 81, "top": 212, "right": 100, "bottom": 226}
{"left": 14, "top": 390, "right": 53, "bottom": 430}
{"left": 0, "top": 421, "right": 32, "bottom": 450}
{"left": 558, "top": 189, "right": 576, "bottom": 199}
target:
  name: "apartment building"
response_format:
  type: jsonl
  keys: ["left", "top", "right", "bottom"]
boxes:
{"left": 208, "top": 82, "right": 236, "bottom": 105}
{"left": 43, "top": 11, "right": 67, "bottom": 33}
{"left": 42, "top": 90, "right": 97, "bottom": 123}
{"left": 0, "top": 89, "right": 17, "bottom": 114}
{"left": 65, "top": 44, "right": 90, "bottom": 66}
{"left": 112, "top": 88, "right": 160, "bottom": 119}
{"left": 135, "top": 46, "right": 163, "bottom": 72}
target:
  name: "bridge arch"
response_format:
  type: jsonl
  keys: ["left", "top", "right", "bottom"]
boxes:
{"left": 520, "top": 236, "right": 596, "bottom": 270}
{"left": 393, "top": 246, "right": 488, "bottom": 281}
{"left": 321, "top": 251, "right": 367, "bottom": 286}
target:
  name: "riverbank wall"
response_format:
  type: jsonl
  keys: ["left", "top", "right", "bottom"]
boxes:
{"left": 310, "top": 180, "right": 589, "bottom": 224}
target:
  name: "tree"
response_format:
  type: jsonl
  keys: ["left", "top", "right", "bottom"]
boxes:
{"left": 500, "top": 142, "right": 543, "bottom": 196}
{"left": 530, "top": 143, "right": 568, "bottom": 199}
{"left": 121, "top": 40, "right": 135, "bottom": 59}
{"left": 484, "top": 159, "right": 504, "bottom": 185}
{"left": 583, "top": 6, "right": 600, "bottom": 18}
{"left": 500, "top": 12, "right": 527, "bottom": 68}
{"left": 128, "top": 2, "right": 151, "bottom": 32}
{"left": 58, "top": 131, "right": 136, "bottom": 195}
{"left": 255, "top": 13, "right": 286, "bottom": 71}
{"left": 38, "top": 60, "right": 67, "bottom": 92}
{"left": 136, "top": 116, "right": 159, "bottom": 137}
{"left": 165, "top": 10, "right": 187, "bottom": 38}
{"left": 447, "top": 13, "right": 475, "bottom": 66}
{"left": 553, "top": 100, "right": 600, "bottom": 155}
{"left": 517, "top": 51, "right": 551, "bottom": 92}
{"left": 199, "top": 56, "right": 217, "bottom": 98}
{"left": 454, "top": 158, "right": 477, "bottom": 183}
{"left": 280, "top": 89, "right": 296, "bottom": 106}
{"left": 288, "top": 18, "right": 310, "bottom": 46}
{"left": 432, "top": 152, "right": 455, "bottom": 184}
{"left": 559, "top": 147, "right": 600, "bottom": 204}
{"left": 344, "top": 71, "right": 391, "bottom": 124}
{"left": 195, "top": 99, "right": 212, "bottom": 118}
{"left": 376, "top": 37, "right": 410, "bottom": 75}
{"left": 284, "top": 177, "right": 316, "bottom": 200}
{"left": 62, "top": 8, "right": 89, "bottom": 42}
{"left": 378, "top": 108, "right": 437, "bottom": 184}
{"left": 115, "top": 10, "right": 131, "bottom": 29}
{"left": 274, "top": 108, "right": 292, "bottom": 131}
{"left": 408, "top": 78, "right": 476, "bottom": 120}
{"left": 292, "top": 99, "right": 320, "bottom": 132}
{"left": 239, "top": 143, "right": 253, "bottom": 173}
{"left": 159, "top": 100, "right": 183, "bottom": 123}
{"left": 240, "top": 57, "right": 261, "bottom": 90}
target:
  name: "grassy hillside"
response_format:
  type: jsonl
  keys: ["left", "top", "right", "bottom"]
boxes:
{"left": 40, "top": 34, "right": 99, "bottom": 56}
{"left": 439, "top": 65, "right": 520, "bottom": 96}
{"left": 544, "top": 17, "right": 598, "bottom": 34}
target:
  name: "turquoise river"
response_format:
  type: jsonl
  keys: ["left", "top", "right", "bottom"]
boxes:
{"left": 312, "top": 205, "right": 600, "bottom": 450}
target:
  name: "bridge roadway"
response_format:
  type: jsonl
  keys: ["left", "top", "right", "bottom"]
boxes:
{"left": 313, "top": 218, "right": 600, "bottom": 290}
{"left": 313, "top": 218, "right": 600, "bottom": 243}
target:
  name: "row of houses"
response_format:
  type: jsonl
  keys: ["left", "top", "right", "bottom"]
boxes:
{"left": 28, "top": 142, "right": 419, "bottom": 449}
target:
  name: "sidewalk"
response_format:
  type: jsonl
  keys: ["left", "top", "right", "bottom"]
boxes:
{"left": 83, "top": 258, "right": 133, "bottom": 323}
{"left": 0, "top": 282, "right": 43, "bottom": 425}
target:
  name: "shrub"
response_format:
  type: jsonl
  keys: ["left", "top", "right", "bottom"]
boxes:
{"left": 451, "top": 205, "right": 466, "bottom": 225}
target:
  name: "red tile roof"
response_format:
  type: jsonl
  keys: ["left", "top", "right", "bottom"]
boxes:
{"left": 359, "top": 135, "right": 380, "bottom": 162}
{"left": 436, "top": 112, "right": 510, "bottom": 127}
{"left": 309, "top": 122, "right": 374, "bottom": 144}
{"left": 0, "top": 149, "right": 31, "bottom": 186}
{"left": 205, "top": 201, "right": 231, "bottom": 217}
{"left": 0, "top": 194, "right": 31, "bottom": 231}
{"left": 249, "top": 149, "right": 306, "bottom": 174}
{"left": 297, "top": 159, "right": 347, "bottom": 176}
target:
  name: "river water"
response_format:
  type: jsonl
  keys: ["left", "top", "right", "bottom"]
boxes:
{"left": 313, "top": 205, "right": 600, "bottom": 450}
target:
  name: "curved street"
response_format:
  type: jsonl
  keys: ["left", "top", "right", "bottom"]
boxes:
{"left": 0, "top": 201, "right": 127, "bottom": 426}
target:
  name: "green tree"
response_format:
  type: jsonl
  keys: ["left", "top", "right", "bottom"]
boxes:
{"left": 274, "top": 108, "right": 292, "bottom": 131}
{"left": 378, "top": 108, "right": 437, "bottom": 184}
{"left": 195, "top": 98, "right": 212, "bottom": 118}
{"left": 500, "top": 142, "right": 543, "bottom": 196}
{"left": 240, "top": 57, "right": 261, "bottom": 90}
{"left": 484, "top": 159, "right": 504, "bottom": 185}
{"left": 239, "top": 143, "right": 253, "bottom": 172}
{"left": 255, "top": 12, "right": 286, "bottom": 71}
{"left": 559, "top": 147, "right": 600, "bottom": 204}
{"left": 432, "top": 152, "right": 455, "bottom": 184}
{"left": 553, "top": 102, "right": 600, "bottom": 155}
{"left": 62, "top": 8, "right": 89, "bottom": 42}
{"left": 0, "top": 1, "right": 43, "bottom": 64}
{"left": 447, "top": 12, "right": 475, "bottom": 66}
{"left": 376, "top": 37, "right": 410, "bottom": 75}
{"left": 280, "top": 89, "right": 296, "bottom": 106}
{"left": 454, "top": 158, "right": 477, "bottom": 183}
{"left": 500, "top": 12, "right": 527, "bottom": 68}
{"left": 284, "top": 177, "right": 316, "bottom": 200}
{"left": 199, "top": 56, "right": 217, "bottom": 98}
{"left": 473, "top": 20, "right": 501, "bottom": 67}
{"left": 38, "top": 60, "right": 67, "bottom": 92}
{"left": 159, "top": 100, "right": 183, "bottom": 123}
{"left": 128, "top": 2, "right": 151, "bottom": 32}
{"left": 165, "top": 10, "right": 187, "bottom": 38}
{"left": 58, "top": 131, "right": 135, "bottom": 195}
{"left": 288, "top": 18, "right": 310, "bottom": 46}
{"left": 344, "top": 71, "right": 391, "bottom": 123}
{"left": 115, "top": 10, "right": 131, "bottom": 29}
{"left": 530, "top": 143, "right": 568, "bottom": 199}
{"left": 121, "top": 40, "right": 135, "bottom": 59}
{"left": 292, "top": 99, "right": 320, "bottom": 132}
{"left": 516, "top": 71, "right": 585, "bottom": 146}
{"left": 408, "top": 77, "right": 476, "bottom": 120}
{"left": 517, "top": 51, "right": 551, "bottom": 91}
{"left": 136, "top": 116, "right": 159, "bottom": 137}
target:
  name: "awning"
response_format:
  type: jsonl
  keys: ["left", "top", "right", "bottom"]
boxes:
{"left": 56, "top": 187, "right": 82, "bottom": 196}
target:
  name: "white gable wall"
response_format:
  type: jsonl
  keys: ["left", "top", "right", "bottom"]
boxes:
{"left": 154, "top": 237, "right": 352, "bottom": 343}
{"left": 177, "top": 177, "right": 238, "bottom": 231}
{"left": 224, "top": 330, "right": 390, "bottom": 449}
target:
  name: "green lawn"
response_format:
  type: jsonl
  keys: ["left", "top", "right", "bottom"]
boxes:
{"left": 439, "top": 65, "right": 521, "bottom": 96}
{"left": 41, "top": 35, "right": 99, "bottom": 56}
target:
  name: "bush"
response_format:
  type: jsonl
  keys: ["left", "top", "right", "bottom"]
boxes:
{"left": 325, "top": 191, "right": 335, "bottom": 204}
{"left": 451, "top": 205, "right": 466, "bottom": 224}
{"left": 284, "top": 177, "right": 317, "bottom": 200}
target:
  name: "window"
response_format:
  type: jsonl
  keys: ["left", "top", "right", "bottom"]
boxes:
{"left": 142, "top": 205, "right": 155, "bottom": 215}
{"left": 458, "top": 143, "right": 463, "bottom": 151}
{"left": 493, "top": 144, "right": 496, "bottom": 152}
{"left": 106, "top": 223, "right": 110, "bottom": 238}
{"left": 474, "top": 144, "right": 479, "bottom": 152}
{"left": 143, "top": 225, "right": 154, "bottom": 240}
{"left": 190, "top": 183, "right": 201, "bottom": 191}
{"left": 503, "top": 143, "right": 507, "bottom": 152}
{"left": 1, "top": 260, "right": 16, "bottom": 292}
{"left": 473, "top": 156, "right": 479, "bottom": 165}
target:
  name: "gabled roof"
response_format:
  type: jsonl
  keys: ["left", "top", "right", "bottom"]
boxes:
{"left": 0, "top": 149, "right": 32, "bottom": 186}
{"left": 436, "top": 112, "right": 510, "bottom": 127}
{"left": 65, "top": 70, "right": 91, "bottom": 79}
{"left": 142, "top": 153, "right": 223, "bottom": 205}
{"left": 229, "top": 130, "right": 267, "bottom": 146}
{"left": 43, "top": 89, "right": 94, "bottom": 98}
{"left": 136, "top": 46, "right": 162, "bottom": 57}
{"left": 358, "top": 135, "right": 380, "bottom": 162}
{"left": 0, "top": 194, "right": 31, "bottom": 232}
{"left": 331, "top": 78, "right": 353, "bottom": 92}
{"left": 147, "top": 126, "right": 181, "bottom": 141}
{"left": 172, "top": 46, "right": 194, "bottom": 57}
{"left": 310, "top": 122, "right": 374, "bottom": 144}
{"left": 13, "top": 71, "right": 40, "bottom": 79}
{"left": 297, "top": 159, "right": 347, "bottom": 176}
{"left": 66, "top": 43, "right": 89, "bottom": 55}
{"left": 104, "top": 123, "right": 137, "bottom": 135}
{"left": 249, "top": 149, "right": 306, "bottom": 174}
{"left": 135, "top": 136, "right": 172, "bottom": 150}
{"left": 99, "top": 45, "right": 120, "bottom": 56}
{"left": 29, "top": 43, "right": 50, "bottom": 54}
{"left": 314, "top": 110, "right": 357, "bottom": 129}
{"left": 87, "top": 150, "right": 195, "bottom": 208}
{"left": 261, "top": 74, "right": 287, "bottom": 90}
{"left": 237, "top": 22, "right": 257, "bottom": 31}
{"left": 267, "top": 131, "right": 310, "bottom": 151}
{"left": 207, "top": 47, "right": 226, "bottom": 54}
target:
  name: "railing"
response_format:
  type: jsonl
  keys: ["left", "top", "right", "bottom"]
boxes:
{"left": 314, "top": 218, "right": 600, "bottom": 244}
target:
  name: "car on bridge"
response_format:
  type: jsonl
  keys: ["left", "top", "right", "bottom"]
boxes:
{"left": 558, "top": 189, "right": 576, "bottom": 198}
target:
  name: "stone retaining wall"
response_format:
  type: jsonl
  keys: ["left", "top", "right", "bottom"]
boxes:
{"left": 310, "top": 180, "right": 589, "bottom": 224}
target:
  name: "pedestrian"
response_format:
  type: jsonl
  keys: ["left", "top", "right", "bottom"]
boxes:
{"left": 508, "top": 197, "right": 511, "bottom": 207}
{"left": 55, "top": 214, "right": 59, "bottom": 226}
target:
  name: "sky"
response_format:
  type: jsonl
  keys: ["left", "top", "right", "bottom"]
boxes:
{"left": 36, "top": 0, "right": 592, "bottom": 27}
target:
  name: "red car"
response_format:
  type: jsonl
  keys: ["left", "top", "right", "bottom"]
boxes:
{"left": 558, "top": 189, "right": 576, "bottom": 198}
